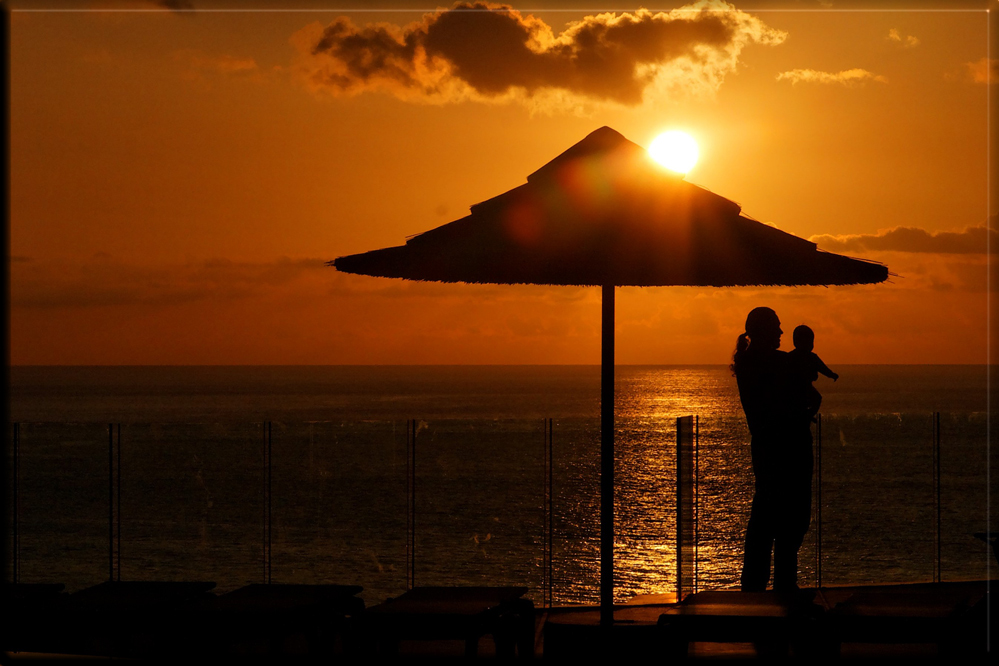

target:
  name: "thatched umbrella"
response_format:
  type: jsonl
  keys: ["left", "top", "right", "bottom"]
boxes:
{"left": 332, "top": 126, "right": 888, "bottom": 625}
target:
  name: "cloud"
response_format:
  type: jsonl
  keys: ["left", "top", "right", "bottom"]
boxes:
{"left": 11, "top": 256, "right": 990, "bottom": 365}
{"left": 11, "top": 256, "right": 325, "bottom": 309}
{"left": 81, "top": 48, "right": 115, "bottom": 65}
{"left": 173, "top": 50, "right": 280, "bottom": 87}
{"left": 10, "top": 251, "right": 591, "bottom": 312}
{"left": 965, "top": 57, "right": 998, "bottom": 84}
{"left": 809, "top": 225, "right": 995, "bottom": 254}
{"left": 776, "top": 68, "right": 887, "bottom": 86}
{"left": 887, "top": 28, "right": 919, "bottom": 48}
{"left": 176, "top": 50, "right": 259, "bottom": 76}
{"left": 295, "top": 0, "right": 786, "bottom": 108}
{"left": 197, "top": 54, "right": 258, "bottom": 74}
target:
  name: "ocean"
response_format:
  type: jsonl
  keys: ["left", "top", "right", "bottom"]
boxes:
{"left": 7, "top": 365, "right": 994, "bottom": 605}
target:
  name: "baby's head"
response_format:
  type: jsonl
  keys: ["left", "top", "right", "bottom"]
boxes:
{"left": 793, "top": 325, "right": 814, "bottom": 352}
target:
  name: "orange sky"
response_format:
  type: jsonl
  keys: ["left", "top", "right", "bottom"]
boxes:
{"left": 8, "top": 0, "right": 998, "bottom": 365}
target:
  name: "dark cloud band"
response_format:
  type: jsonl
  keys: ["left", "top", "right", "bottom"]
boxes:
{"left": 811, "top": 225, "right": 996, "bottom": 255}
{"left": 11, "top": 257, "right": 324, "bottom": 310}
{"left": 300, "top": 1, "right": 785, "bottom": 106}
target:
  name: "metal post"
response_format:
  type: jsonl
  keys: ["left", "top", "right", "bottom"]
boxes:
{"left": 694, "top": 415, "right": 699, "bottom": 595}
{"left": 934, "top": 412, "right": 941, "bottom": 584}
{"left": 12, "top": 423, "right": 18, "bottom": 584}
{"left": 676, "top": 417, "right": 682, "bottom": 600}
{"left": 263, "top": 424, "right": 266, "bottom": 583}
{"left": 262, "top": 422, "right": 271, "bottom": 584}
{"left": 600, "top": 284, "right": 615, "bottom": 628}
{"left": 675, "top": 416, "right": 696, "bottom": 601}
{"left": 542, "top": 419, "right": 547, "bottom": 609}
{"left": 408, "top": 419, "right": 416, "bottom": 590}
{"left": 116, "top": 424, "right": 121, "bottom": 581}
{"left": 545, "top": 418, "right": 554, "bottom": 609}
{"left": 541, "top": 419, "right": 548, "bottom": 608}
{"left": 267, "top": 421, "right": 272, "bottom": 584}
{"left": 549, "top": 417, "right": 554, "bottom": 609}
{"left": 108, "top": 423, "right": 114, "bottom": 582}
{"left": 816, "top": 414, "right": 822, "bottom": 589}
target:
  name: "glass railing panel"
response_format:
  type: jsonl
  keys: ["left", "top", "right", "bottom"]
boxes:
{"left": 817, "top": 413, "right": 935, "bottom": 586}
{"left": 694, "top": 414, "right": 756, "bottom": 592}
{"left": 119, "top": 423, "right": 265, "bottom": 593}
{"left": 614, "top": 416, "right": 676, "bottom": 601}
{"left": 269, "top": 421, "right": 408, "bottom": 605}
{"left": 551, "top": 417, "right": 600, "bottom": 605}
{"left": 939, "top": 412, "right": 990, "bottom": 581}
{"left": 10, "top": 411, "right": 982, "bottom": 604}
{"left": 414, "top": 419, "right": 547, "bottom": 602}
{"left": 552, "top": 414, "right": 759, "bottom": 604}
{"left": 13, "top": 423, "right": 109, "bottom": 592}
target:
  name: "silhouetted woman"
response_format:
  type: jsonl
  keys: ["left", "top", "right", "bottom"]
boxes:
{"left": 732, "top": 306, "right": 813, "bottom": 592}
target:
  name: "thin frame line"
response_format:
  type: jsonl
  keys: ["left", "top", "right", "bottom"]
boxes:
{"left": 985, "top": 7, "right": 991, "bottom": 654}
{"left": 10, "top": 8, "right": 991, "bottom": 13}
{"left": 6, "top": 3, "right": 993, "bottom": 642}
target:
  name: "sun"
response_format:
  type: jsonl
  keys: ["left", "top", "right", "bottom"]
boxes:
{"left": 649, "top": 130, "right": 699, "bottom": 174}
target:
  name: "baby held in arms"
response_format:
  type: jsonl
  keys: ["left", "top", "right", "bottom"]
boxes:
{"left": 788, "top": 324, "right": 838, "bottom": 422}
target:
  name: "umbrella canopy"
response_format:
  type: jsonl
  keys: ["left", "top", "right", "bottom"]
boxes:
{"left": 334, "top": 126, "right": 888, "bottom": 287}
{"left": 332, "top": 126, "right": 888, "bottom": 626}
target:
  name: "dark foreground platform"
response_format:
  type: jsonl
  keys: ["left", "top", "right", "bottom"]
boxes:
{"left": 546, "top": 581, "right": 993, "bottom": 661}
{"left": 366, "top": 586, "right": 535, "bottom": 658}
{"left": 3, "top": 580, "right": 995, "bottom": 660}
{"left": 3, "top": 580, "right": 364, "bottom": 659}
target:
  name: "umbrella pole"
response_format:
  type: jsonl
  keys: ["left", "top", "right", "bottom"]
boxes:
{"left": 600, "top": 284, "right": 615, "bottom": 628}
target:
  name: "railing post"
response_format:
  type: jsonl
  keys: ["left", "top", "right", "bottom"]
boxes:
{"left": 115, "top": 424, "right": 121, "bottom": 581}
{"left": 12, "top": 423, "right": 18, "bottom": 585}
{"left": 550, "top": 418, "right": 554, "bottom": 608}
{"left": 544, "top": 417, "right": 554, "bottom": 609}
{"left": 676, "top": 415, "right": 695, "bottom": 602}
{"left": 406, "top": 419, "right": 417, "bottom": 590}
{"left": 676, "top": 417, "right": 681, "bottom": 601}
{"left": 694, "top": 415, "right": 699, "bottom": 595}
{"left": 268, "top": 421, "right": 272, "bottom": 584}
{"left": 263, "top": 421, "right": 272, "bottom": 584}
{"left": 108, "top": 423, "right": 114, "bottom": 582}
{"left": 816, "top": 414, "right": 822, "bottom": 589}
{"left": 934, "top": 412, "right": 941, "bottom": 584}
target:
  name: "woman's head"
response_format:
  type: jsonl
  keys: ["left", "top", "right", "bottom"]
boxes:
{"left": 731, "top": 307, "right": 782, "bottom": 374}
{"left": 744, "top": 307, "right": 782, "bottom": 350}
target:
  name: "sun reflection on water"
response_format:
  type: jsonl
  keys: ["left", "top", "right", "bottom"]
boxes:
{"left": 553, "top": 366, "right": 758, "bottom": 603}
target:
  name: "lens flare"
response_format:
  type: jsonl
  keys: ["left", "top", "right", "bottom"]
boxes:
{"left": 649, "top": 131, "right": 699, "bottom": 174}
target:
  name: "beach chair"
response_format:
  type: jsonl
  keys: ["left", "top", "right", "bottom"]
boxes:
{"left": 194, "top": 583, "right": 364, "bottom": 657}
{"left": 820, "top": 581, "right": 988, "bottom": 657}
{"left": 657, "top": 590, "right": 829, "bottom": 659}
{"left": 365, "top": 586, "right": 535, "bottom": 658}
{"left": 57, "top": 580, "right": 217, "bottom": 658}
{"left": 2, "top": 583, "right": 68, "bottom": 654}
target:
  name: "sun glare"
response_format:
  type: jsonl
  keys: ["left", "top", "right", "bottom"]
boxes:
{"left": 649, "top": 131, "right": 699, "bottom": 174}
